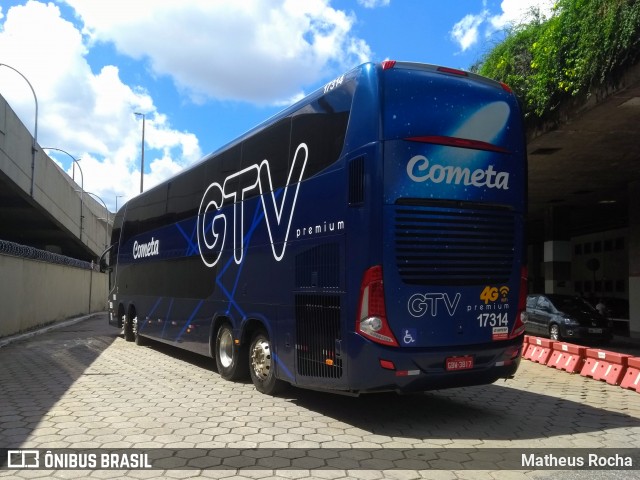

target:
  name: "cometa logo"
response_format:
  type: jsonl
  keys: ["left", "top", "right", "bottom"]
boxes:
{"left": 406, "top": 155, "right": 510, "bottom": 190}
{"left": 133, "top": 238, "right": 160, "bottom": 259}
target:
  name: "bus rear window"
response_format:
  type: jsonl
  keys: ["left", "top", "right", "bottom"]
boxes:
{"left": 383, "top": 67, "right": 519, "bottom": 150}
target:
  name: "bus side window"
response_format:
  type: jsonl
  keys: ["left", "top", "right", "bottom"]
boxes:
{"left": 242, "top": 118, "right": 291, "bottom": 192}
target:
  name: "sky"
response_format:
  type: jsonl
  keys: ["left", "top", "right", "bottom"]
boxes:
{"left": 0, "top": 0, "right": 555, "bottom": 212}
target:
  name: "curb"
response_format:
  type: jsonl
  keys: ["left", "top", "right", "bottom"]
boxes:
{"left": 0, "top": 312, "right": 106, "bottom": 349}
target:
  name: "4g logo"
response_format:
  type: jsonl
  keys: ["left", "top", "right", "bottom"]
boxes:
{"left": 480, "top": 285, "right": 510, "bottom": 305}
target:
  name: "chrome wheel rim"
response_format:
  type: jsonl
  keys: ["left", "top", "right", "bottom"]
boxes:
{"left": 218, "top": 328, "right": 234, "bottom": 368}
{"left": 251, "top": 338, "right": 272, "bottom": 380}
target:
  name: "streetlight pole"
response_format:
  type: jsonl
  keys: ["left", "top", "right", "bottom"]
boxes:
{"left": 71, "top": 158, "right": 80, "bottom": 182}
{"left": 43, "top": 147, "right": 84, "bottom": 243}
{"left": 0, "top": 63, "right": 38, "bottom": 197}
{"left": 134, "top": 112, "right": 146, "bottom": 193}
{"left": 115, "top": 195, "right": 123, "bottom": 212}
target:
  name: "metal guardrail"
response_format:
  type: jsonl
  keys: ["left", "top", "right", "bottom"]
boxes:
{"left": 0, "top": 239, "right": 96, "bottom": 270}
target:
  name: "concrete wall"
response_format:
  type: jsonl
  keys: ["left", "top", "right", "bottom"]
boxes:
{"left": 571, "top": 228, "right": 629, "bottom": 302}
{"left": 0, "top": 253, "right": 108, "bottom": 338}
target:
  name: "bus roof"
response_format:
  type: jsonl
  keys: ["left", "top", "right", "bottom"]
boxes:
{"left": 121, "top": 61, "right": 512, "bottom": 211}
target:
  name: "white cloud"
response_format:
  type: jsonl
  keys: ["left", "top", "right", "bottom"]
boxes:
{"left": 450, "top": 0, "right": 557, "bottom": 52}
{"left": 490, "top": 0, "right": 556, "bottom": 30}
{"left": 63, "top": 0, "right": 371, "bottom": 104}
{"left": 451, "top": 12, "right": 488, "bottom": 52}
{"left": 357, "top": 0, "right": 390, "bottom": 8}
{"left": 0, "top": 0, "right": 371, "bottom": 212}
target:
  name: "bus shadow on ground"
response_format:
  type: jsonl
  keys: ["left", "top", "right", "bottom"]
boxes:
{"left": 142, "top": 338, "right": 640, "bottom": 443}
{"left": 285, "top": 379, "right": 640, "bottom": 442}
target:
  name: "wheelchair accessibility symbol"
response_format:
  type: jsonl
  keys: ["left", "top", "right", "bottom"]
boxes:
{"left": 402, "top": 328, "right": 417, "bottom": 345}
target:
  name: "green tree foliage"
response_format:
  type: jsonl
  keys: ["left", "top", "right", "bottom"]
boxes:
{"left": 475, "top": 0, "right": 640, "bottom": 121}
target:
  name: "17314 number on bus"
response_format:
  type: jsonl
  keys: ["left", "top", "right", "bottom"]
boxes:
{"left": 477, "top": 312, "right": 508, "bottom": 327}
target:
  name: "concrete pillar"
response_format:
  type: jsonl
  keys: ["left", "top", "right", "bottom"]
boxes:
{"left": 527, "top": 242, "right": 544, "bottom": 293}
{"left": 628, "top": 181, "right": 640, "bottom": 337}
{"left": 543, "top": 207, "right": 572, "bottom": 294}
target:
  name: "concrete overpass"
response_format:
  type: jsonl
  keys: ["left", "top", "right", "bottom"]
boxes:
{"left": 525, "top": 61, "right": 640, "bottom": 336}
{"left": 0, "top": 94, "right": 110, "bottom": 261}
{"left": 1, "top": 94, "right": 110, "bottom": 338}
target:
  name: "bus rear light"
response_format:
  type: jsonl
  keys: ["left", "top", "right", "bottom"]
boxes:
{"left": 357, "top": 266, "right": 399, "bottom": 347}
{"left": 496, "top": 345, "right": 521, "bottom": 366}
{"left": 405, "top": 135, "right": 509, "bottom": 154}
{"left": 379, "top": 359, "right": 395, "bottom": 370}
{"left": 437, "top": 66, "right": 468, "bottom": 77}
{"left": 509, "top": 265, "right": 528, "bottom": 339}
{"left": 500, "top": 82, "right": 513, "bottom": 93}
{"left": 381, "top": 60, "right": 396, "bottom": 70}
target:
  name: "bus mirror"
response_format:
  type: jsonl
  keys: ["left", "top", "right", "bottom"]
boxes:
{"left": 98, "top": 243, "right": 115, "bottom": 273}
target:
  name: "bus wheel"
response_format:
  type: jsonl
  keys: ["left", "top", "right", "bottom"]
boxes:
{"left": 249, "top": 329, "right": 286, "bottom": 395}
{"left": 215, "top": 323, "right": 247, "bottom": 381}
{"left": 134, "top": 316, "right": 147, "bottom": 346}
{"left": 123, "top": 310, "right": 135, "bottom": 342}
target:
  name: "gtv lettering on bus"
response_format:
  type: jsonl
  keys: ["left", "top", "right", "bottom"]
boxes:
{"left": 133, "top": 238, "right": 160, "bottom": 260}
{"left": 406, "top": 155, "right": 510, "bottom": 190}
{"left": 408, "top": 292, "right": 461, "bottom": 318}
{"left": 198, "top": 143, "right": 308, "bottom": 268}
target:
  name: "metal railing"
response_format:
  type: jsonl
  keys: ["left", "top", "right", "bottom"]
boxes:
{"left": 0, "top": 239, "right": 96, "bottom": 270}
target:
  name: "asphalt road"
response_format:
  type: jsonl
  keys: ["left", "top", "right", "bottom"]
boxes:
{"left": 0, "top": 313, "right": 638, "bottom": 479}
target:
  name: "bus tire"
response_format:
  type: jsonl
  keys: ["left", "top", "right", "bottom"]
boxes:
{"left": 123, "top": 310, "right": 135, "bottom": 342}
{"left": 215, "top": 323, "right": 248, "bottom": 381}
{"left": 134, "top": 316, "right": 147, "bottom": 346}
{"left": 249, "top": 329, "right": 286, "bottom": 395}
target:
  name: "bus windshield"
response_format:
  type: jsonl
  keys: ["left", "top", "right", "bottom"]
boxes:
{"left": 383, "top": 64, "right": 526, "bottom": 209}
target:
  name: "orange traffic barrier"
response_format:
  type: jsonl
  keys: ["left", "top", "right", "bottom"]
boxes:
{"left": 620, "top": 356, "right": 640, "bottom": 393}
{"left": 524, "top": 337, "right": 554, "bottom": 365}
{"left": 547, "top": 342, "right": 586, "bottom": 374}
{"left": 580, "top": 348, "right": 632, "bottom": 385}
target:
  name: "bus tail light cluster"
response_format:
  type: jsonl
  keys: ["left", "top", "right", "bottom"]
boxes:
{"left": 357, "top": 266, "right": 399, "bottom": 347}
{"left": 381, "top": 60, "right": 396, "bottom": 70}
{"left": 509, "top": 265, "right": 528, "bottom": 339}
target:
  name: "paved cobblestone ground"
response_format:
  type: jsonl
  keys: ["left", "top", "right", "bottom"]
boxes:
{"left": 0, "top": 314, "right": 638, "bottom": 479}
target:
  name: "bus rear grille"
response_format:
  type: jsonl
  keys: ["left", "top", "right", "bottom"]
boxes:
{"left": 295, "top": 294, "right": 342, "bottom": 379}
{"left": 295, "top": 243, "right": 340, "bottom": 290}
{"left": 395, "top": 203, "right": 516, "bottom": 286}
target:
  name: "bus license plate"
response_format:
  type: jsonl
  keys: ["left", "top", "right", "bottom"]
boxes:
{"left": 588, "top": 328, "right": 602, "bottom": 334}
{"left": 446, "top": 356, "right": 474, "bottom": 371}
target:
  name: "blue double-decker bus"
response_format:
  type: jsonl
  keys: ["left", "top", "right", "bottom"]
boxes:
{"left": 104, "top": 61, "right": 528, "bottom": 395}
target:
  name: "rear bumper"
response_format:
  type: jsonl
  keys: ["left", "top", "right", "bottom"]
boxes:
{"left": 343, "top": 333, "right": 524, "bottom": 393}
